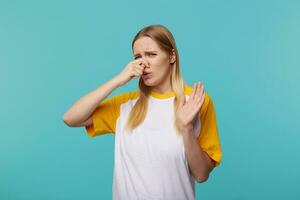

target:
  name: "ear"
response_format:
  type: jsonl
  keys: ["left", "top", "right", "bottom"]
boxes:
{"left": 170, "top": 49, "right": 176, "bottom": 64}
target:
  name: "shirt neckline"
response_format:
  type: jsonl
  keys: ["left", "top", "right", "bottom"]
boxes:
{"left": 149, "top": 83, "right": 189, "bottom": 99}
{"left": 149, "top": 90, "right": 176, "bottom": 99}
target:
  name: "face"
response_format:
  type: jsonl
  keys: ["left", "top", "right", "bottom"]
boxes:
{"left": 133, "top": 36, "right": 176, "bottom": 88}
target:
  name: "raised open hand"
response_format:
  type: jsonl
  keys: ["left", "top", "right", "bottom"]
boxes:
{"left": 176, "top": 82, "right": 205, "bottom": 133}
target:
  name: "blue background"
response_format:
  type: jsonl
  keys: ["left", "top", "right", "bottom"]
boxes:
{"left": 1, "top": 0, "right": 299, "bottom": 199}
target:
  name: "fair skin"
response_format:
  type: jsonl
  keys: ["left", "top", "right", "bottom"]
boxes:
{"left": 132, "top": 36, "right": 175, "bottom": 94}
{"left": 63, "top": 36, "right": 214, "bottom": 182}
{"left": 176, "top": 82, "right": 215, "bottom": 182}
{"left": 133, "top": 36, "right": 215, "bottom": 182}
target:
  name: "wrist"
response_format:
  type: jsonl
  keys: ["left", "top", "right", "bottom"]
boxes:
{"left": 180, "top": 123, "right": 194, "bottom": 134}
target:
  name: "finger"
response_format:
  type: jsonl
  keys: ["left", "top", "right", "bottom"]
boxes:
{"left": 133, "top": 71, "right": 143, "bottom": 78}
{"left": 199, "top": 83, "right": 204, "bottom": 96}
{"left": 137, "top": 67, "right": 144, "bottom": 75}
{"left": 134, "top": 61, "right": 143, "bottom": 67}
{"left": 194, "top": 82, "right": 201, "bottom": 97}
{"left": 192, "top": 82, "right": 199, "bottom": 100}
{"left": 134, "top": 59, "right": 146, "bottom": 71}
{"left": 198, "top": 92, "right": 205, "bottom": 107}
{"left": 132, "top": 57, "right": 142, "bottom": 63}
{"left": 133, "top": 62, "right": 144, "bottom": 71}
{"left": 133, "top": 66, "right": 143, "bottom": 76}
{"left": 196, "top": 87, "right": 205, "bottom": 106}
{"left": 195, "top": 94, "right": 204, "bottom": 109}
{"left": 136, "top": 65, "right": 145, "bottom": 72}
{"left": 139, "top": 58, "right": 146, "bottom": 66}
{"left": 195, "top": 83, "right": 204, "bottom": 103}
{"left": 131, "top": 59, "right": 143, "bottom": 68}
{"left": 190, "top": 83, "right": 196, "bottom": 100}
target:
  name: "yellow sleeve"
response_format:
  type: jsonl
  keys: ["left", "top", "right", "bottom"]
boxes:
{"left": 85, "top": 95, "right": 118, "bottom": 138}
{"left": 198, "top": 94, "right": 222, "bottom": 167}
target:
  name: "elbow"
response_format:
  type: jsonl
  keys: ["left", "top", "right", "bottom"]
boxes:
{"left": 63, "top": 114, "right": 75, "bottom": 127}
{"left": 195, "top": 175, "right": 209, "bottom": 183}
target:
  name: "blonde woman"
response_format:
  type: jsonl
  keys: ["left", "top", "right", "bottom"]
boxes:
{"left": 63, "top": 24, "right": 222, "bottom": 200}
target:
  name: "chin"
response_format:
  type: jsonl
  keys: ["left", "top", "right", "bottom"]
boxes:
{"left": 142, "top": 78, "right": 156, "bottom": 87}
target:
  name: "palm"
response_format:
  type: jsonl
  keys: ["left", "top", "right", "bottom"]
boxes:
{"left": 176, "top": 82, "right": 205, "bottom": 130}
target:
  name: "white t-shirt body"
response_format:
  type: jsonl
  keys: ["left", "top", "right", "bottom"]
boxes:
{"left": 85, "top": 83, "right": 222, "bottom": 200}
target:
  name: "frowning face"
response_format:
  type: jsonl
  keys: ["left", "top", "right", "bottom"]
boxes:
{"left": 133, "top": 36, "right": 175, "bottom": 88}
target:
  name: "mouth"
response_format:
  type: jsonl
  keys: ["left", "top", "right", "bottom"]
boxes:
{"left": 142, "top": 72, "right": 152, "bottom": 79}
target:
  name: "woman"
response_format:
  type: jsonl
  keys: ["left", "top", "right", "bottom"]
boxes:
{"left": 63, "top": 24, "right": 222, "bottom": 200}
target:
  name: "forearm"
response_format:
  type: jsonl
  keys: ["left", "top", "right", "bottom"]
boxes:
{"left": 63, "top": 76, "right": 121, "bottom": 126}
{"left": 181, "top": 128, "right": 214, "bottom": 182}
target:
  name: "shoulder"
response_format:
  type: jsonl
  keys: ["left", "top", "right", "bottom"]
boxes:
{"left": 110, "top": 90, "right": 140, "bottom": 105}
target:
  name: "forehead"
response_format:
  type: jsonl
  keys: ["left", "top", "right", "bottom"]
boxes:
{"left": 133, "top": 36, "right": 161, "bottom": 54}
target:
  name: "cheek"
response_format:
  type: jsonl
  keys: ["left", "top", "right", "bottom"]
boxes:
{"left": 152, "top": 66, "right": 170, "bottom": 82}
{"left": 151, "top": 57, "right": 170, "bottom": 74}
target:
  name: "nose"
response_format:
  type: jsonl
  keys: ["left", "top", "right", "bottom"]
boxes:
{"left": 140, "top": 58, "right": 149, "bottom": 68}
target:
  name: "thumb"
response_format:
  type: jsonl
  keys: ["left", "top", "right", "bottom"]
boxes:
{"left": 179, "top": 95, "right": 186, "bottom": 107}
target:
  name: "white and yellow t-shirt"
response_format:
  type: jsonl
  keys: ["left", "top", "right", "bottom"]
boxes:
{"left": 85, "top": 83, "right": 222, "bottom": 200}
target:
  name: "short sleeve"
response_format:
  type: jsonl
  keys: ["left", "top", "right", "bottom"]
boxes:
{"left": 85, "top": 95, "right": 118, "bottom": 138}
{"left": 198, "top": 94, "right": 222, "bottom": 168}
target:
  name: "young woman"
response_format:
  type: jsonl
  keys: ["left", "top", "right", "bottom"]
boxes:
{"left": 63, "top": 24, "right": 222, "bottom": 200}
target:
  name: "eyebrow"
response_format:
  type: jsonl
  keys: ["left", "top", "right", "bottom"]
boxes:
{"left": 134, "top": 51, "right": 158, "bottom": 57}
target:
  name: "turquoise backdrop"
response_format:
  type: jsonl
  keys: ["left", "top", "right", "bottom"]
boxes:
{"left": 1, "top": 0, "right": 299, "bottom": 199}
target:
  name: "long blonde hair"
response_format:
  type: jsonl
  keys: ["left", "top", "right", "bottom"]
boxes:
{"left": 124, "top": 24, "right": 186, "bottom": 135}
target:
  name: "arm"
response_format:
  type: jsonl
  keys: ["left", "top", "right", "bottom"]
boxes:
{"left": 62, "top": 58, "right": 146, "bottom": 127}
{"left": 175, "top": 82, "right": 217, "bottom": 182}
{"left": 182, "top": 126, "right": 215, "bottom": 183}
{"left": 63, "top": 76, "right": 121, "bottom": 127}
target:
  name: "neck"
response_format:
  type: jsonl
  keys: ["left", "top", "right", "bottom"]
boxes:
{"left": 151, "top": 77, "right": 173, "bottom": 94}
{"left": 151, "top": 87, "right": 173, "bottom": 94}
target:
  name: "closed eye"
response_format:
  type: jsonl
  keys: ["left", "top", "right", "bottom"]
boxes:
{"left": 134, "top": 53, "right": 157, "bottom": 60}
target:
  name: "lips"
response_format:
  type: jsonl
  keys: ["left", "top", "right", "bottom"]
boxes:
{"left": 142, "top": 72, "right": 151, "bottom": 79}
